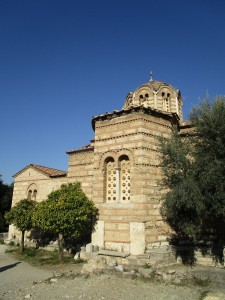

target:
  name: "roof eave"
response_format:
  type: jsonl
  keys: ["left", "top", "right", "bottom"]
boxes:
{"left": 92, "top": 106, "right": 180, "bottom": 130}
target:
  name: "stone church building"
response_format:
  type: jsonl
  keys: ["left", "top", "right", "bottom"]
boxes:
{"left": 9, "top": 75, "right": 190, "bottom": 255}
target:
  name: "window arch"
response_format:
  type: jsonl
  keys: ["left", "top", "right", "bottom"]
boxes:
{"left": 27, "top": 183, "right": 38, "bottom": 200}
{"left": 105, "top": 155, "right": 131, "bottom": 203}
{"left": 33, "top": 189, "right": 37, "bottom": 200}
{"left": 28, "top": 190, "right": 32, "bottom": 200}
{"left": 119, "top": 155, "right": 131, "bottom": 203}
{"left": 162, "top": 91, "right": 171, "bottom": 112}
{"left": 105, "top": 157, "right": 116, "bottom": 202}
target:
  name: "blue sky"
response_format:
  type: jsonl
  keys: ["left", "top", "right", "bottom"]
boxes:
{"left": 1, "top": 0, "right": 225, "bottom": 184}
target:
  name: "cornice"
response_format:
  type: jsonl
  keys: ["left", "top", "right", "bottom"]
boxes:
{"left": 92, "top": 106, "right": 179, "bottom": 131}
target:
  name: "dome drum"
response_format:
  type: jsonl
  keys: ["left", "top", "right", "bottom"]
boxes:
{"left": 123, "top": 80, "right": 182, "bottom": 121}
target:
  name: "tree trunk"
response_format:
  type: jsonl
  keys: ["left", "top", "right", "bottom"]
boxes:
{"left": 20, "top": 230, "right": 25, "bottom": 253}
{"left": 58, "top": 233, "right": 64, "bottom": 261}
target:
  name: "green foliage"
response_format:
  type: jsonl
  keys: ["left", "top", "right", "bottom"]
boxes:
{"left": 5, "top": 247, "right": 79, "bottom": 266}
{"left": 5, "top": 199, "right": 37, "bottom": 233}
{"left": 191, "top": 275, "right": 211, "bottom": 287}
{"left": 199, "top": 291, "right": 210, "bottom": 300}
{"left": 190, "top": 98, "right": 225, "bottom": 237}
{"left": 160, "top": 97, "right": 225, "bottom": 243}
{"left": 5, "top": 199, "right": 37, "bottom": 252}
{"left": 32, "top": 183, "right": 98, "bottom": 259}
{"left": 0, "top": 176, "right": 13, "bottom": 230}
{"left": 159, "top": 128, "right": 192, "bottom": 189}
{"left": 8, "top": 240, "right": 15, "bottom": 246}
{"left": 0, "top": 213, "right": 4, "bottom": 232}
{"left": 33, "top": 183, "right": 98, "bottom": 239}
{"left": 143, "top": 262, "right": 151, "bottom": 269}
{"left": 160, "top": 129, "right": 203, "bottom": 237}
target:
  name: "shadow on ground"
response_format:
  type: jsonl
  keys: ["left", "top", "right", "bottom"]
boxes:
{"left": 0, "top": 261, "right": 21, "bottom": 273}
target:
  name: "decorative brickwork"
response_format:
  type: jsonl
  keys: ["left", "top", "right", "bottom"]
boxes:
{"left": 106, "top": 160, "right": 117, "bottom": 202}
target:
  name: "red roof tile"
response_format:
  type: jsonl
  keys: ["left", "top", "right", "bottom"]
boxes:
{"left": 13, "top": 164, "right": 67, "bottom": 178}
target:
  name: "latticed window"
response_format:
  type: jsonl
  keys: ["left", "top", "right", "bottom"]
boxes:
{"left": 106, "top": 160, "right": 117, "bottom": 202}
{"left": 105, "top": 156, "right": 131, "bottom": 203}
{"left": 120, "top": 159, "right": 130, "bottom": 203}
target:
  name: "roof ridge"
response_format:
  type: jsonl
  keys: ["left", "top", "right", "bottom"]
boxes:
{"left": 30, "top": 163, "right": 66, "bottom": 172}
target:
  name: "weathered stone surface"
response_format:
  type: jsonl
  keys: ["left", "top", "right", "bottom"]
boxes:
{"left": 98, "top": 250, "right": 129, "bottom": 257}
{"left": 86, "top": 243, "right": 93, "bottom": 253}
{"left": 167, "top": 269, "right": 176, "bottom": 274}
{"left": 81, "top": 258, "right": 107, "bottom": 274}
{"left": 130, "top": 222, "right": 145, "bottom": 255}
{"left": 138, "top": 267, "right": 154, "bottom": 278}
{"left": 106, "top": 258, "right": 117, "bottom": 267}
{"left": 115, "top": 264, "right": 124, "bottom": 272}
{"left": 74, "top": 252, "right": 80, "bottom": 260}
{"left": 92, "top": 220, "right": 104, "bottom": 249}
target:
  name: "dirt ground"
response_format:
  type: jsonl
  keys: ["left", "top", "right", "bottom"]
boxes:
{"left": 1, "top": 244, "right": 225, "bottom": 300}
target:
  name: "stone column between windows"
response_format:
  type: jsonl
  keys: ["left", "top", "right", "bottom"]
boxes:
{"left": 153, "top": 91, "right": 157, "bottom": 109}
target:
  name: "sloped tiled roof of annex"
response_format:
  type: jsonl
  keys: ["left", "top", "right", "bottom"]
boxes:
{"left": 13, "top": 164, "right": 67, "bottom": 178}
{"left": 66, "top": 144, "right": 94, "bottom": 154}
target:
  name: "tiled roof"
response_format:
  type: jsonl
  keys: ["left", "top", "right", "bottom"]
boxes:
{"left": 30, "top": 164, "right": 67, "bottom": 177}
{"left": 66, "top": 144, "right": 94, "bottom": 154}
{"left": 13, "top": 164, "right": 67, "bottom": 178}
{"left": 92, "top": 105, "right": 180, "bottom": 130}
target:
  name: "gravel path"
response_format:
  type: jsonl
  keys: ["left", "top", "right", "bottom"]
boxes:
{"left": 0, "top": 245, "right": 52, "bottom": 298}
{"left": 1, "top": 245, "right": 225, "bottom": 300}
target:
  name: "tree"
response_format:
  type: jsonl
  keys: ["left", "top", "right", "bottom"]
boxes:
{"left": 32, "top": 183, "right": 98, "bottom": 260}
{"left": 0, "top": 175, "right": 13, "bottom": 231}
{"left": 159, "top": 129, "right": 204, "bottom": 238}
{"left": 160, "top": 97, "right": 225, "bottom": 245}
{"left": 190, "top": 97, "right": 225, "bottom": 243}
{"left": 5, "top": 199, "right": 37, "bottom": 252}
{"left": 0, "top": 213, "right": 4, "bottom": 232}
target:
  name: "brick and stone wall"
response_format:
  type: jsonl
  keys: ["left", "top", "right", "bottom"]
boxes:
{"left": 91, "top": 108, "right": 176, "bottom": 254}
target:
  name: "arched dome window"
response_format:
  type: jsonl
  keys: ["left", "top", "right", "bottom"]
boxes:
{"left": 162, "top": 92, "right": 171, "bottom": 112}
{"left": 123, "top": 78, "right": 183, "bottom": 120}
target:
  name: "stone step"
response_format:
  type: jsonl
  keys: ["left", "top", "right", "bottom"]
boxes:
{"left": 98, "top": 250, "right": 129, "bottom": 258}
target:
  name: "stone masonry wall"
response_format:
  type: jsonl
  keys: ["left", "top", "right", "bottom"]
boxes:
{"left": 92, "top": 110, "right": 174, "bottom": 252}
{"left": 67, "top": 149, "right": 94, "bottom": 200}
{"left": 9, "top": 167, "right": 67, "bottom": 239}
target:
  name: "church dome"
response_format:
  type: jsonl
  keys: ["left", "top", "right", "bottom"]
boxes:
{"left": 123, "top": 76, "right": 183, "bottom": 121}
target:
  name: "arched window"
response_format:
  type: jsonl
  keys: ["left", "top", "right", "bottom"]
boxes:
{"left": 105, "top": 157, "right": 116, "bottom": 202}
{"left": 162, "top": 92, "right": 171, "bottom": 112}
{"left": 33, "top": 190, "right": 37, "bottom": 200}
{"left": 27, "top": 184, "right": 38, "bottom": 200}
{"left": 28, "top": 190, "right": 32, "bottom": 200}
{"left": 119, "top": 155, "right": 130, "bottom": 203}
{"left": 105, "top": 155, "right": 131, "bottom": 203}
